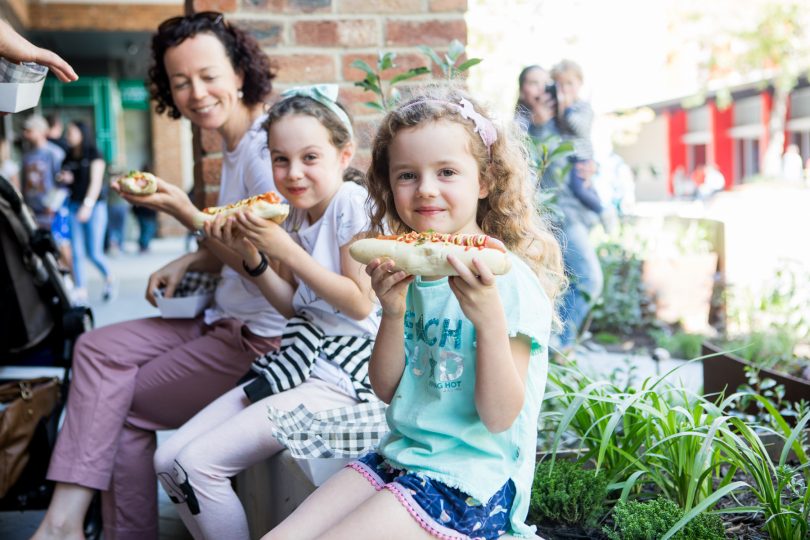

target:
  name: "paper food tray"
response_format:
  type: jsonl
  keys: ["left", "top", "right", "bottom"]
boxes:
{"left": 0, "top": 78, "right": 45, "bottom": 113}
{"left": 155, "top": 293, "right": 213, "bottom": 319}
{"left": 293, "top": 457, "right": 351, "bottom": 486}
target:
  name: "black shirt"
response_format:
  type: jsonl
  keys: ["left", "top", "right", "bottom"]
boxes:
{"left": 63, "top": 147, "right": 107, "bottom": 203}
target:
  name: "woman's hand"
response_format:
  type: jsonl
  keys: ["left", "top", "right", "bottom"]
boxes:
{"left": 366, "top": 258, "right": 413, "bottom": 319}
{"left": 233, "top": 210, "right": 296, "bottom": 262}
{"left": 203, "top": 213, "right": 258, "bottom": 261}
{"left": 112, "top": 175, "right": 194, "bottom": 223}
{"left": 447, "top": 255, "right": 503, "bottom": 327}
{"left": 145, "top": 255, "right": 192, "bottom": 307}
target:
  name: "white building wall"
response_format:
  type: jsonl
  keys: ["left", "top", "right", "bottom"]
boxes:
{"left": 615, "top": 114, "right": 670, "bottom": 201}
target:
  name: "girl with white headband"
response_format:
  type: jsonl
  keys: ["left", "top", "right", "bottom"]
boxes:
{"left": 153, "top": 84, "right": 381, "bottom": 539}
{"left": 265, "top": 87, "right": 566, "bottom": 539}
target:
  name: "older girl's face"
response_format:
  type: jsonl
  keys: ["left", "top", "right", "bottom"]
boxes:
{"left": 66, "top": 124, "right": 82, "bottom": 148}
{"left": 163, "top": 32, "right": 244, "bottom": 131}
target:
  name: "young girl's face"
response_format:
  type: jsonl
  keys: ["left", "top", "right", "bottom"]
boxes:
{"left": 388, "top": 119, "right": 487, "bottom": 235}
{"left": 268, "top": 114, "right": 351, "bottom": 222}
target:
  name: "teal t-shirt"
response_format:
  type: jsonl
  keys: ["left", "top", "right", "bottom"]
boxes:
{"left": 378, "top": 251, "right": 551, "bottom": 537}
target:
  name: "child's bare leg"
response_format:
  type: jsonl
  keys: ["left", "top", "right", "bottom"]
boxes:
{"left": 262, "top": 467, "right": 376, "bottom": 540}
{"left": 31, "top": 482, "right": 95, "bottom": 540}
{"left": 320, "top": 489, "right": 434, "bottom": 540}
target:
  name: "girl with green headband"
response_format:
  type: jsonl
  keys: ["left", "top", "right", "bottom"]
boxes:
{"left": 153, "top": 84, "right": 382, "bottom": 539}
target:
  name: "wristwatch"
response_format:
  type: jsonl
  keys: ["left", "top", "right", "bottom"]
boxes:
{"left": 242, "top": 251, "right": 269, "bottom": 277}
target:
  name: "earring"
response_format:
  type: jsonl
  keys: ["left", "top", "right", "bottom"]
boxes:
{"left": 237, "top": 89, "right": 244, "bottom": 99}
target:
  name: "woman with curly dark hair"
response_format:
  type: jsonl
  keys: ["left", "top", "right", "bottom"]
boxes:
{"left": 34, "top": 12, "right": 286, "bottom": 540}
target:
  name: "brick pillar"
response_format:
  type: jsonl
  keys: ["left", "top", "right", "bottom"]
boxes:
{"left": 190, "top": 0, "right": 468, "bottom": 202}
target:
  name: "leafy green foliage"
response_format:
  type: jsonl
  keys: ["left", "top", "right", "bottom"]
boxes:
{"left": 351, "top": 52, "right": 429, "bottom": 112}
{"left": 588, "top": 238, "right": 657, "bottom": 336}
{"left": 529, "top": 459, "right": 608, "bottom": 527}
{"left": 652, "top": 329, "right": 704, "bottom": 360}
{"left": 418, "top": 39, "right": 482, "bottom": 81}
{"left": 605, "top": 498, "right": 725, "bottom": 540}
{"left": 723, "top": 260, "right": 810, "bottom": 377}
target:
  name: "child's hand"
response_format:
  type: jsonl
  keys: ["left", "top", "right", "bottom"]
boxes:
{"left": 366, "top": 258, "right": 413, "bottom": 319}
{"left": 447, "top": 255, "right": 503, "bottom": 327}
{"left": 203, "top": 213, "right": 257, "bottom": 260}
{"left": 233, "top": 210, "right": 295, "bottom": 262}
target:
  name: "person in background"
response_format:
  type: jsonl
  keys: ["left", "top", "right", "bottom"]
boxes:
{"left": 45, "top": 112, "right": 70, "bottom": 153}
{"left": 515, "top": 64, "right": 603, "bottom": 354}
{"left": 781, "top": 143, "right": 804, "bottom": 183}
{"left": 105, "top": 176, "right": 129, "bottom": 256}
{"left": 132, "top": 162, "right": 159, "bottom": 253}
{"left": 21, "top": 114, "right": 65, "bottom": 229}
{"left": 0, "top": 136, "right": 20, "bottom": 191}
{"left": 33, "top": 11, "right": 285, "bottom": 540}
{"left": 60, "top": 119, "right": 115, "bottom": 303}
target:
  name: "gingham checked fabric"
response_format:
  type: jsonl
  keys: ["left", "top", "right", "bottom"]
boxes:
{"left": 0, "top": 58, "right": 47, "bottom": 83}
{"left": 268, "top": 401, "right": 389, "bottom": 458}
{"left": 247, "top": 316, "right": 376, "bottom": 402}
{"left": 168, "top": 271, "right": 220, "bottom": 298}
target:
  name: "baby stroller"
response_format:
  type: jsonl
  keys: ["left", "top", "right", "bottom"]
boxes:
{"left": 0, "top": 175, "right": 100, "bottom": 537}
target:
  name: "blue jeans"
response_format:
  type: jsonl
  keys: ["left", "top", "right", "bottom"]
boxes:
{"left": 106, "top": 202, "right": 128, "bottom": 250}
{"left": 557, "top": 219, "right": 603, "bottom": 347}
{"left": 68, "top": 200, "right": 111, "bottom": 289}
{"left": 135, "top": 213, "right": 158, "bottom": 251}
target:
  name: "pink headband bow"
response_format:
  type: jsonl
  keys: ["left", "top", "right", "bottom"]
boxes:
{"left": 398, "top": 97, "right": 498, "bottom": 153}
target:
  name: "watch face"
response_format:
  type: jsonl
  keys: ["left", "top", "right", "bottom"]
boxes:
{"left": 193, "top": 229, "right": 206, "bottom": 240}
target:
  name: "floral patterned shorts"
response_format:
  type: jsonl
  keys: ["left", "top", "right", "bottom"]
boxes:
{"left": 350, "top": 452, "right": 515, "bottom": 540}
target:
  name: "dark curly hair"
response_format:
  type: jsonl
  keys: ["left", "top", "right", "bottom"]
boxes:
{"left": 148, "top": 12, "right": 276, "bottom": 119}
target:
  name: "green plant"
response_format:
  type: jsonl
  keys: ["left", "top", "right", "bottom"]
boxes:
{"left": 714, "top": 406, "right": 810, "bottom": 540}
{"left": 723, "top": 260, "right": 810, "bottom": 375}
{"left": 605, "top": 498, "right": 725, "bottom": 540}
{"left": 417, "top": 39, "right": 481, "bottom": 81}
{"left": 652, "top": 329, "right": 704, "bottom": 360}
{"left": 529, "top": 459, "right": 608, "bottom": 527}
{"left": 588, "top": 237, "right": 657, "bottom": 336}
{"left": 351, "top": 52, "right": 429, "bottom": 112}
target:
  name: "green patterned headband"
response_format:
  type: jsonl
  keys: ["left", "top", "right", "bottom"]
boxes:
{"left": 280, "top": 84, "right": 353, "bottom": 137}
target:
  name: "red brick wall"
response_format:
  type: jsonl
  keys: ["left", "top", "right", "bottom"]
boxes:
{"left": 192, "top": 0, "right": 468, "bottom": 203}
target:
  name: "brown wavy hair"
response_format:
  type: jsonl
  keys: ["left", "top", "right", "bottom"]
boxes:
{"left": 366, "top": 85, "right": 566, "bottom": 309}
{"left": 149, "top": 12, "right": 276, "bottom": 119}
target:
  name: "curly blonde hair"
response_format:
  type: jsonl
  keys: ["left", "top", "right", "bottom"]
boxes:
{"left": 366, "top": 85, "right": 566, "bottom": 311}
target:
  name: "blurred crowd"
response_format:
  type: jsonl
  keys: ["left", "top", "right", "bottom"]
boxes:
{"left": 1, "top": 113, "right": 159, "bottom": 304}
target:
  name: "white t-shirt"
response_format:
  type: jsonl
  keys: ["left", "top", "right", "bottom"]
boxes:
{"left": 285, "top": 180, "right": 379, "bottom": 337}
{"left": 284, "top": 180, "right": 379, "bottom": 398}
{"left": 204, "top": 114, "right": 287, "bottom": 337}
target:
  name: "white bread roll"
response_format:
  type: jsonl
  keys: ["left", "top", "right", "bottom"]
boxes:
{"left": 350, "top": 232, "right": 511, "bottom": 276}
{"left": 192, "top": 193, "right": 289, "bottom": 229}
{"left": 119, "top": 171, "right": 157, "bottom": 195}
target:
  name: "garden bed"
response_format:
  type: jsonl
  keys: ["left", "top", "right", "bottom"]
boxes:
{"left": 702, "top": 341, "right": 810, "bottom": 407}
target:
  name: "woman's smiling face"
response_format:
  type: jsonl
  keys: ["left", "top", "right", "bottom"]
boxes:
{"left": 163, "top": 32, "right": 244, "bottom": 131}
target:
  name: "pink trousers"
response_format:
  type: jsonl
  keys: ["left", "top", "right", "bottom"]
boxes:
{"left": 47, "top": 316, "right": 279, "bottom": 540}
